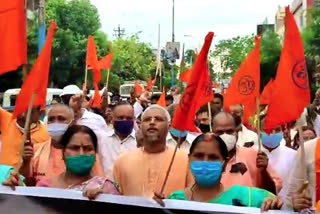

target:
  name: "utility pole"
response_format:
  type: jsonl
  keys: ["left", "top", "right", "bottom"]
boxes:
{"left": 38, "top": 0, "right": 46, "bottom": 54}
{"left": 113, "top": 24, "right": 125, "bottom": 39}
{"left": 171, "top": 0, "right": 175, "bottom": 87}
{"left": 172, "top": 0, "right": 175, "bottom": 42}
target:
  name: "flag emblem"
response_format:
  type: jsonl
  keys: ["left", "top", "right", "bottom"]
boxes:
{"left": 292, "top": 59, "right": 308, "bottom": 90}
{"left": 238, "top": 75, "right": 255, "bottom": 95}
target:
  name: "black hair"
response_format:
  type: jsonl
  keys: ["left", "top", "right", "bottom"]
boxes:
{"left": 165, "top": 95, "right": 174, "bottom": 102}
{"left": 113, "top": 101, "right": 132, "bottom": 110}
{"left": 196, "top": 106, "right": 209, "bottom": 116}
{"left": 189, "top": 134, "right": 229, "bottom": 160}
{"left": 151, "top": 94, "right": 161, "bottom": 101}
{"left": 214, "top": 93, "right": 224, "bottom": 103}
{"left": 60, "top": 125, "right": 98, "bottom": 152}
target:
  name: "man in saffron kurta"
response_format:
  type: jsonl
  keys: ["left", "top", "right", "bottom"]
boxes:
{"left": 0, "top": 107, "right": 50, "bottom": 169}
{"left": 212, "top": 112, "right": 282, "bottom": 194}
{"left": 113, "top": 105, "right": 193, "bottom": 198}
{"left": 19, "top": 104, "right": 103, "bottom": 184}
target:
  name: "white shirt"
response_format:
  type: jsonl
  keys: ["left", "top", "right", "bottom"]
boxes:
{"left": 166, "top": 132, "right": 198, "bottom": 154}
{"left": 285, "top": 137, "right": 318, "bottom": 209}
{"left": 77, "top": 109, "right": 111, "bottom": 133}
{"left": 261, "top": 145, "right": 297, "bottom": 201}
{"left": 237, "top": 125, "right": 259, "bottom": 147}
{"left": 98, "top": 130, "right": 137, "bottom": 179}
{"left": 133, "top": 102, "right": 143, "bottom": 118}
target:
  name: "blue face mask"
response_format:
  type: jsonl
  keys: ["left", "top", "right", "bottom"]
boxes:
{"left": 190, "top": 161, "right": 223, "bottom": 187}
{"left": 261, "top": 133, "right": 283, "bottom": 149}
{"left": 114, "top": 120, "right": 134, "bottom": 136}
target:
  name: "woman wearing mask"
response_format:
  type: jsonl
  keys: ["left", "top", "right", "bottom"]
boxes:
{"left": 19, "top": 104, "right": 103, "bottom": 185}
{"left": 5, "top": 125, "right": 119, "bottom": 199}
{"left": 168, "top": 134, "right": 282, "bottom": 211}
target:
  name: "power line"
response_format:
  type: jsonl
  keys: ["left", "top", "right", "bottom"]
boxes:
{"left": 113, "top": 24, "right": 125, "bottom": 39}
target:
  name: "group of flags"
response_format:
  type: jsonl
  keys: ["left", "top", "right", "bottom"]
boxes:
{"left": 224, "top": 7, "right": 310, "bottom": 132}
{"left": 86, "top": 36, "right": 113, "bottom": 109}
{"left": 0, "top": 1, "right": 311, "bottom": 136}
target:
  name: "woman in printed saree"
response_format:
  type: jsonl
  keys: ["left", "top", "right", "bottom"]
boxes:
{"left": 168, "top": 133, "right": 283, "bottom": 211}
{"left": 4, "top": 125, "right": 119, "bottom": 199}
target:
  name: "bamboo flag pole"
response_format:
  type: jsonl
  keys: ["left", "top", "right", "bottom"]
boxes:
{"left": 20, "top": 93, "right": 35, "bottom": 166}
{"left": 297, "top": 119, "right": 308, "bottom": 187}
{"left": 157, "top": 133, "right": 183, "bottom": 201}
{"left": 208, "top": 102, "right": 213, "bottom": 132}
{"left": 256, "top": 97, "right": 262, "bottom": 152}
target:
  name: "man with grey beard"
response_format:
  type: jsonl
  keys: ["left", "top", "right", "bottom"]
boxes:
{"left": 113, "top": 105, "right": 193, "bottom": 198}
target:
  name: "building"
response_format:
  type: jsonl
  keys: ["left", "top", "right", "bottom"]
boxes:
{"left": 274, "top": 6, "right": 286, "bottom": 35}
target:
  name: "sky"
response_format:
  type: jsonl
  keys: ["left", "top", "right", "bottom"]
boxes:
{"left": 90, "top": 0, "right": 292, "bottom": 50}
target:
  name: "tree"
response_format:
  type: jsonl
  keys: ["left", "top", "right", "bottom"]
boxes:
{"left": 212, "top": 35, "right": 255, "bottom": 75}
{"left": 211, "top": 30, "right": 282, "bottom": 91}
{"left": 110, "top": 37, "right": 156, "bottom": 91}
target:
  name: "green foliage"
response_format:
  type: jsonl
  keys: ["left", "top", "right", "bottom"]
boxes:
{"left": 212, "top": 35, "right": 255, "bottom": 75}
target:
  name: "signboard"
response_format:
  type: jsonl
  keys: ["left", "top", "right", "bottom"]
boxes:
{"left": 0, "top": 186, "right": 296, "bottom": 214}
{"left": 166, "top": 42, "right": 180, "bottom": 62}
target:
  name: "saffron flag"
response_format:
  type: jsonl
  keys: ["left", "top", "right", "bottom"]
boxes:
{"left": 265, "top": 7, "right": 310, "bottom": 131}
{"left": 91, "top": 83, "right": 102, "bottom": 109}
{"left": 260, "top": 79, "right": 274, "bottom": 105}
{"left": 13, "top": 21, "right": 57, "bottom": 118}
{"left": 146, "top": 78, "right": 155, "bottom": 91}
{"left": 179, "top": 69, "right": 191, "bottom": 84}
{"left": 171, "top": 32, "right": 214, "bottom": 133}
{"left": 0, "top": 0, "right": 27, "bottom": 75}
{"left": 86, "top": 36, "right": 101, "bottom": 84}
{"left": 135, "top": 82, "right": 144, "bottom": 96}
{"left": 224, "top": 37, "right": 261, "bottom": 124}
{"left": 99, "top": 53, "right": 113, "bottom": 70}
{"left": 157, "top": 87, "right": 166, "bottom": 108}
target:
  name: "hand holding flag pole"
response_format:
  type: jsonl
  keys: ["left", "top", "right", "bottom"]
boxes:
{"left": 20, "top": 93, "right": 35, "bottom": 166}
{"left": 153, "top": 135, "right": 184, "bottom": 207}
{"left": 256, "top": 97, "right": 262, "bottom": 152}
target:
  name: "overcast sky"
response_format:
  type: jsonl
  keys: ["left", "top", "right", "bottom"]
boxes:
{"left": 90, "top": 0, "right": 292, "bottom": 50}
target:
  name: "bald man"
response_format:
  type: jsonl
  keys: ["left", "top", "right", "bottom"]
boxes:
{"left": 212, "top": 112, "right": 282, "bottom": 195}
{"left": 113, "top": 105, "right": 192, "bottom": 198}
{"left": 19, "top": 104, "right": 103, "bottom": 185}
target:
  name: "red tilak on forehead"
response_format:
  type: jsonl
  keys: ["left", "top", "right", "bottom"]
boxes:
{"left": 204, "top": 133, "right": 213, "bottom": 142}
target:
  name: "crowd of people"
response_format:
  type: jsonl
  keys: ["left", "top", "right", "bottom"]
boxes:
{"left": 0, "top": 84, "right": 319, "bottom": 212}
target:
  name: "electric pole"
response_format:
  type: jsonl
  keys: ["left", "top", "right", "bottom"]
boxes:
{"left": 113, "top": 24, "right": 125, "bottom": 39}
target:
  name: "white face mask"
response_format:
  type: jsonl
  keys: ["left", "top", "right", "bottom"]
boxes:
{"left": 220, "top": 133, "right": 237, "bottom": 152}
{"left": 47, "top": 123, "right": 69, "bottom": 142}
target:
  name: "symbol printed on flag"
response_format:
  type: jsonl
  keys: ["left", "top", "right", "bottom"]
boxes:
{"left": 238, "top": 75, "right": 255, "bottom": 95}
{"left": 292, "top": 59, "right": 308, "bottom": 90}
{"left": 180, "top": 83, "right": 196, "bottom": 111}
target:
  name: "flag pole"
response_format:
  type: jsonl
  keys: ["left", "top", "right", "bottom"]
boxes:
{"left": 256, "top": 97, "right": 262, "bottom": 152}
{"left": 158, "top": 133, "right": 182, "bottom": 199}
{"left": 20, "top": 93, "right": 35, "bottom": 165}
{"left": 207, "top": 102, "right": 213, "bottom": 132}
{"left": 297, "top": 120, "right": 308, "bottom": 187}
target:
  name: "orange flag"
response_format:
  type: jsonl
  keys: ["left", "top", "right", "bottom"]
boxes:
{"left": 13, "top": 21, "right": 57, "bottom": 118}
{"left": 135, "top": 82, "right": 144, "bottom": 96}
{"left": 260, "top": 79, "right": 274, "bottom": 105}
{"left": 224, "top": 36, "right": 261, "bottom": 124}
{"left": 265, "top": 7, "right": 310, "bottom": 131}
{"left": 157, "top": 87, "right": 167, "bottom": 107}
{"left": 86, "top": 36, "right": 101, "bottom": 84}
{"left": 172, "top": 32, "right": 214, "bottom": 133}
{"left": 146, "top": 78, "right": 155, "bottom": 91}
{"left": 99, "top": 53, "right": 113, "bottom": 70}
{"left": 91, "top": 83, "right": 102, "bottom": 109}
{"left": 0, "top": 0, "right": 27, "bottom": 75}
{"left": 179, "top": 69, "right": 191, "bottom": 83}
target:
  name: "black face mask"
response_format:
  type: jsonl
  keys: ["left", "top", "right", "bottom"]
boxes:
{"left": 199, "top": 123, "right": 211, "bottom": 133}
